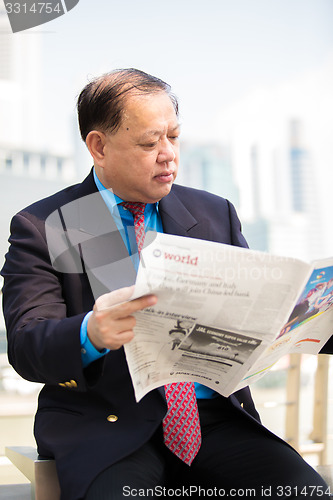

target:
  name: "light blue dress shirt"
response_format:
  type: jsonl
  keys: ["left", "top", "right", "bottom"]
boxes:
{"left": 80, "top": 170, "right": 216, "bottom": 398}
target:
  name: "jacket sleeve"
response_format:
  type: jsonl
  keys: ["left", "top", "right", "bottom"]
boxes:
{"left": 1, "top": 211, "right": 96, "bottom": 389}
{"left": 226, "top": 199, "right": 249, "bottom": 249}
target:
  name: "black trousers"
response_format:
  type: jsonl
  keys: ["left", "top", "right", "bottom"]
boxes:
{"left": 85, "top": 397, "right": 329, "bottom": 499}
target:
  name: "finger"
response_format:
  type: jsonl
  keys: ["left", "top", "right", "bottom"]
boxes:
{"left": 112, "top": 294, "right": 157, "bottom": 317}
{"left": 107, "top": 330, "right": 135, "bottom": 350}
{"left": 95, "top": 286, "right": 135, "bottom": 311}
{"left": 96, "top": 294, "right": 157, "bottom": 319}
{"left": 87, "top": 312, "right": 137, "bottom": 351}
{"left": 110, "top": 316, "right": 137, "bottom": 334}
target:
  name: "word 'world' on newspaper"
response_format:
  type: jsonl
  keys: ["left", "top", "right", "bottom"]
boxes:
{"left": 98, "top": 231, "right": 333, "bottom": 402}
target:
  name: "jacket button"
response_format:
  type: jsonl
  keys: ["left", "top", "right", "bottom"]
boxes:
{"left": 70, "top": 380, "right": 78, "bottom": 388}
{"left": 107, "top": 415, "right": 118, "bottom": 423}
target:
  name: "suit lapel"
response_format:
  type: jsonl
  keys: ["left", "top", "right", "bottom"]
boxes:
{"left": 63, "top": 170, "right": 137, "bottom": 298}
{"left": 159, "top": 188, "right": 198, "bottom": 236}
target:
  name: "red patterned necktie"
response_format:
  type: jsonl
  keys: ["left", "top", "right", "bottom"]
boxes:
{"left": 163, "top": 382, "right": 202, "bottom": 465}
{"left": 121, "top": 201, "right": 202, "bottom": 466}
{"left": 121, "top": 202, "right": 146, "bottom": 254}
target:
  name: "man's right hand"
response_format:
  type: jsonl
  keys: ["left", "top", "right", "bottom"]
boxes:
{"left": 87, "top": 287, "right": 157, "bottom": 351}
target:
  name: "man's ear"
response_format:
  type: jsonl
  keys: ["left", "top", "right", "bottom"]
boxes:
{"left": 86, "top": 130, "right": 107, "bottom": 166}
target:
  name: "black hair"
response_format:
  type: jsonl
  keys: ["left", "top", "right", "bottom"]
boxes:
{"left": 77, "top": 68, "right": 179, "bottom": 142}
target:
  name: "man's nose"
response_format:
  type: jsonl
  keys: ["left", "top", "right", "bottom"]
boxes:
{"left": 157, "top": 139, "right": 176, "bottom": 163}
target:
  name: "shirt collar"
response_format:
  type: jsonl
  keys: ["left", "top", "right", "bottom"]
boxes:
{"left": 93, "top": 168, "right": 123, "bottom": 212}
{"left": 93, "top": 168, "right": 160, "bottom": 215}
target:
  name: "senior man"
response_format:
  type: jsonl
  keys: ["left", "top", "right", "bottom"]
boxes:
{"left": 2, "top": 69, "right": 331, "bottom": 500}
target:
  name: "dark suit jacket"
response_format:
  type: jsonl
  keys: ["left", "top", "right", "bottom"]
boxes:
{"left": 2, "top": 170, "right": 332, "bottom": 500}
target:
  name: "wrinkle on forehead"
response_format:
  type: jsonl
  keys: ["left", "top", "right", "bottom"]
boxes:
{"left": 138, "top": 124, "right": 181, "bottom": 141}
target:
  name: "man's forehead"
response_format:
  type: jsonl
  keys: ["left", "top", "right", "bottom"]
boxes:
{"left": 123, "top": 92, "right": 176, "bottom": 117}
{"left": 119, "top": 93, "right": 180, "bottom": 137}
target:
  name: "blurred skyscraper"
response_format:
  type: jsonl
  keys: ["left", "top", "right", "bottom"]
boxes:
{"left": 177, "top": 142, "right": 239, "bottom": 206}
{"left": 241, "top": 145, "right": 269, "bottom": 252}
{"left": 0, "top": 5, "right": 76, "bottom": 271}
{"left": 242, "top": 119, "right": 324, "bottom": 258}
{"left": 218, "top": 58, "right": 333, "bottom": 261}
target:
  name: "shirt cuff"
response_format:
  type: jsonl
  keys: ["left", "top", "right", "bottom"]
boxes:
{"left": 80, "top": 311, "right": 110, "bottom": 368}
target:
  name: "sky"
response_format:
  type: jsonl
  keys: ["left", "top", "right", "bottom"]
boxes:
{"left": 23, "top": 0, "right": 333, "bottom": 152}
{"left": 2, "top": 0, "right": 332, "bottom": 258}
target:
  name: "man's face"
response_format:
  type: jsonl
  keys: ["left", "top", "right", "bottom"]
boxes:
{"left": 95, "top": 91, "right": 180, "bottom": 203}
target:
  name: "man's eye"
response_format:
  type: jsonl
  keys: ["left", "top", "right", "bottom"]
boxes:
{"left": 142, "top": 142, "right": 157, "bottom": 148}
{"left": 168, "top": 136, "right": 179, "bottom": 142}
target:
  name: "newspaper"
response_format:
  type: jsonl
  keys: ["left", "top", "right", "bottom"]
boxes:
{"left": 102, "top": 232, "right": 333, "bottom": 401}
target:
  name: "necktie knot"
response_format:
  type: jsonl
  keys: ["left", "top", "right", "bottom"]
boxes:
{"left": 120, "top": 202, "right": 146, "bottom": 254}
{"left": 121, "top": 202, "right": 146, "bottom": 217}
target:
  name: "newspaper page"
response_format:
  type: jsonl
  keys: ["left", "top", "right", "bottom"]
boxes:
{"left": 115, "top": 231, "right": 333, "bottom": 401}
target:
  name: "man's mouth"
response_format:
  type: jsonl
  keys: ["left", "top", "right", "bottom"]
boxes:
{"left": 154, "top": 171, "right": 174, "bottom": 182}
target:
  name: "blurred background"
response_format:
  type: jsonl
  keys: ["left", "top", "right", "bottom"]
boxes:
{"left": 0, "top": 0, "right": 333, "bottom": 486}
